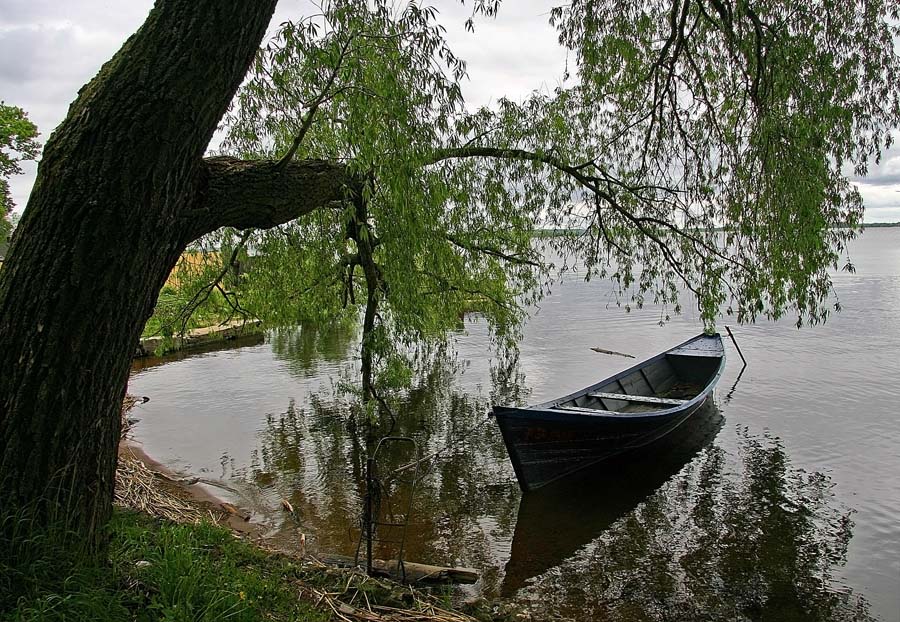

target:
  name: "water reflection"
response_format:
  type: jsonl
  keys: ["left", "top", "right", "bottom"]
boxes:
{"left": 269, "top": 321, "right": 357, "bottom": 378}
{"left": 517, "top": 427, "right": 873, "bottom": 621}
{"left": 210, "top": 342, "right": 872, "bottom": 621}
{"left": 502, "top": 402, "right": 724, "bottom": 597}
{"left": 227, "top": 349, "right": 521, "bottom": 574}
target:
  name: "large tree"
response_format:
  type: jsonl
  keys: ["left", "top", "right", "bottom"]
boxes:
{"left": 1, "top": 0, "right": 897, "bottom": 551}
{"left": 0, "top": 0, "right": 349, "bottom": 545}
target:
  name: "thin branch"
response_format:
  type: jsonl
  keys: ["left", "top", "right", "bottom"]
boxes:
{"left": 445, "top": 234, "right": 542, "bottom": 267}
{"left": 419, "top": 269, "right": 513, "bottom": 311}
{"left": 276, "top": 34, "right": 355, "bottom": 169}
{"left": 167, "top": 230, "right": 253, "bottom": 337}
{"left": 429, "top": 146, "right": 747, "bottom": 273}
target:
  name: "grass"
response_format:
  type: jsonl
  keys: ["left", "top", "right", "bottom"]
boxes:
{"left": 141, "top": 287, "right": 234, "bottom": 340}
{"left": 1, "top": 510, "right": 328, "bottom": 622}
{"left": 1, "top": 510, "right": 512, "bottom": 622}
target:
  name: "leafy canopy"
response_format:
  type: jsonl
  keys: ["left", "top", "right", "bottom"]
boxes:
{"left": 159, "top": 0, "right": 899, "bottom": 392}
{"left": 221, "top": 0, "right": 544, "bottom": 396}
{"left": 0, "top": 103, "right": 40, "bottom": 240}
{"left": 548, "top": 0, "right": 899, "bottom": 323}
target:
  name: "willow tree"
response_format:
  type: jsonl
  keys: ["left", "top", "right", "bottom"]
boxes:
{"left": 1, "top": 0, "right": 898, "bottom": 550}
{"left": 219, "top": 3, "right": 546, "bottom": 425}
{"left": 214, "top": 0, "right": 899, "bottom": 420}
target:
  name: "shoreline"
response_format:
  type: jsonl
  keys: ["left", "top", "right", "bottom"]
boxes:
{"left": 136, "top": 319, "right": 264, "bottom": 358}
{"left": 117, "top": 436, "right": 261, "bottom": 536}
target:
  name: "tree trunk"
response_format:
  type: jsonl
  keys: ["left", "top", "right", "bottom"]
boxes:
{"left": 0, "top": 0, "right": 282, "bottom": 547}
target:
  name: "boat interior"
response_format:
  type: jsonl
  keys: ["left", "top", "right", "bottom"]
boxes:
{"left": 553, "top": 351, "right": 722, "bottom": 414}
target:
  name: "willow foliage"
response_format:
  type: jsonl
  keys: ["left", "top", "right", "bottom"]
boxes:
{"left": 222, "top": 0, "right": 545, "bottom": 395}
{"left": 182, "top": 0, "right": 899, "bottom": 393}
{"left": 546, "top": 0, "right": 900, "bottom": 324}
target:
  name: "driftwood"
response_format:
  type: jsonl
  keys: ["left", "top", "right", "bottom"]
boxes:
{"left": 323, "top": 555, "right": 479, "bottom": 585}
{"left": 115, "top": 448, "right": 223, "bottom": 524}
{"left": 590, "top": 347, "right": 635, "bottom": 358}
{"left": 116, "top": 396, "right": 228, "bottom": 524}
{"left": 294, "top": 559, "right": 483, "bottom": 622}
{"left": 220, "top": 502, "right": 252, "bottom": 521}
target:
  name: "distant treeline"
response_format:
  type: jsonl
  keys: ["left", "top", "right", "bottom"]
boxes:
{"left": 531, "top": 222, "right": 900, "bottom": 238}
{"left": 861, "top": 222, "right": 900, "bottom": 228}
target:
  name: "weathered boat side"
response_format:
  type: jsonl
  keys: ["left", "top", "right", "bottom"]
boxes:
{"left": 493, "top": 333, "right": 725, "bottom": 491}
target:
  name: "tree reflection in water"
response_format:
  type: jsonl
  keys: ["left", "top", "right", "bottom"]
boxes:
{"left": 227, "top": 336, "right": 871, "bottom": 621}
{"left": 518, "top": 428, "right": 873, "bottom": 621}
{"left": 268, "top": 321, "right": 358, "bottom": 378}
{"left": 236, "top": 345, "right": 522, "bottom": 574}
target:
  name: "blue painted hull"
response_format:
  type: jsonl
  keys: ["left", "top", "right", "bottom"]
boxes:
{"left": 493, "top": 333, "right": 725, "bottom": 491}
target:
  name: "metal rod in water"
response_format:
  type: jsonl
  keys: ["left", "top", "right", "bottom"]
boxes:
{"left": 365, "top": 457, "right": 374, "bottom": 576}
{"left": 724, "top": 325, "right": 747, "bottom": 368}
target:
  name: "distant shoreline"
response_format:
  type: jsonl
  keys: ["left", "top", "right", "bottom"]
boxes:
{"left": 532, "top": 222, "right": 900, "bottom": 237}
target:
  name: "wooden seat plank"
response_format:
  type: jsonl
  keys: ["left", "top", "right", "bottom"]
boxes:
{"left": 587, "top": 391, "right": 688, "bottom": 406}
{"left": 552, "top": 405, "right": 617, "bottom": 414}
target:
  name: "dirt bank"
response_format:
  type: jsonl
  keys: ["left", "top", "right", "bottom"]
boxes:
{"left": 116, "top": 438, "right": 262, "bottom": 536}
{"left": 117, "top": 396, "right": 261, "bottom": 535}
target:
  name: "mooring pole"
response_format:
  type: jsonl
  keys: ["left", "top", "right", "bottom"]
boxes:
{"left": 724, "top": 325, "right": 747, "bottom": 368}
{"left": 365, "top": 456, "right": 374, "bottom": 576}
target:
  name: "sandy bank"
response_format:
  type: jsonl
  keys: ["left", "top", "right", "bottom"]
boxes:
{"left": 117, "top": 435, "right": 261, "bottom": 536}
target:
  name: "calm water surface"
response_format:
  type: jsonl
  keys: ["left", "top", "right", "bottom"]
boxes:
{"left": 129, "top": 228, "right": 900, "bottom": 621}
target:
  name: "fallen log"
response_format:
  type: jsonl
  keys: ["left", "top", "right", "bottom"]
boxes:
{"left": 321, "top": 555, "right": 479, "bottom": 585}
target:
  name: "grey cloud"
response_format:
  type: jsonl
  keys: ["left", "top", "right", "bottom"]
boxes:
{"left": 438, "top": 2, "right": 569, "bottom": 107}
{"left": 4, "top": 0, "right": 899, "bottom": 219}
{"left": 861, "top": 173, "right": 900, "bottom": 187}
{"left": 857, "top": 182, "right": 900, "bottom": 222}
{"left": 0, "top": 24, "right": 116, "bottom": 85}
{"left": 0, "top": 0, "right": 150, "bottom": 34}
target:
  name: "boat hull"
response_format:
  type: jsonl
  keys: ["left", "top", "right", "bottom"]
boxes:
{"left": 495, "top": 399, "right": 706, "bottom": 491}
{"left": 493, "top": 333, "right": 725, "bottom": 491}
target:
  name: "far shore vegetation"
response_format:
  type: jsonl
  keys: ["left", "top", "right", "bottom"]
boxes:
{"left": 532, "top": 222, "right": 900, "bottom": 238}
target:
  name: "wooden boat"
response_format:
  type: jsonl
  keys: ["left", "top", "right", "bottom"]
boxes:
{"left": 492, "top": 333, "right": 725, "bottom": 491}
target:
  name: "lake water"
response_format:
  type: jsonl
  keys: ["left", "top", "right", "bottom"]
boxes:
{"left": 129, "top": 227, "right": 900, "bottom": 621}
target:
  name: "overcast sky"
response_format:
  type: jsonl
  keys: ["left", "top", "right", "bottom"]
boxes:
{"left": 2, "top": 0, "right": 898, "bottom": 221}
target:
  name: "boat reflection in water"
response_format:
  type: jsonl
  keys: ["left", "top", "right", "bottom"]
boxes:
{"left": 501, "top": 400, "right": 724, "bottom": 597}
{"left": 505, "top": 413, "right": 875, "bottom": 621}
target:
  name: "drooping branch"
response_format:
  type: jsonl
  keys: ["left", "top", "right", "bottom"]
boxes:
{"left": 276, "top": 34, "right": 356, "bottom": 168}
{"left": 427, "top": 146, "right": 744, "bottom": 272}
{"left": 419, "top": 269, "right": 514, "bottom": 312}
{"left": 165, "top": 229, "right": 254, "bottom": 337}
{"left": 445, "top": 233, "right": 542, "bottom": 267}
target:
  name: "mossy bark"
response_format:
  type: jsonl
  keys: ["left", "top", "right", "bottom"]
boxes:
{"left": 0, "top": 0, "right": 349, "bottom": 548}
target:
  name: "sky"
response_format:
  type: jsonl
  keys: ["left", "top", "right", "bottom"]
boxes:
{"left": 1, "top": 0, "right": 898, "bottom": 222}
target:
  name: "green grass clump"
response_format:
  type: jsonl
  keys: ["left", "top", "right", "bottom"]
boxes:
{"left": 1, "top": 510, "right": 327, "bottom": 622}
